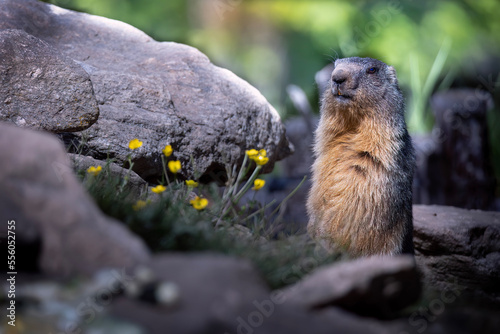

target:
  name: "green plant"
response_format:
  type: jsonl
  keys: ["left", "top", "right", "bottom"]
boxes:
{"left": 407, "top": 39, "right": 453, "bottom": 134}
{"left": 79, "top": 140, "right": 340, "bottom": 289}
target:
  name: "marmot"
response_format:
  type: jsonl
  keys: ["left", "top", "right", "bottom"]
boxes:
{"left": 307, "top": 57, "right": 415, "bottom": 257}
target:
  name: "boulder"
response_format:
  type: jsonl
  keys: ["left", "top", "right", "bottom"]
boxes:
{"left": 0, "top": 0, "right": 293, "bottom": 182}
{"left": 413, "top": 205, "right": 500, "bottom": 306}
{"left": 109, "top": 253, "right": 387, "bottom": 334}
{"left": 0, "top": 29, "right": 99, "bottom": 132}
{"left": 0, "top": 122, "right": 150, "bottom": 277}
{"left": 279, "top": 255, "right": 420, "bottom": 318}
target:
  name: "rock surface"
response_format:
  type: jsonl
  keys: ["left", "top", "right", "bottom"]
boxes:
{"left": 413, "top": 205, "right": 500, "bottom": 306}
{"left": 0, "top": 0, "right": 292, "bottom": 182}
{"left": 280, "top": 255, "right": 421, "bottom": 318}
{"left": 12, "top": 268, "right": 499, "bottom": 334}
{"left": 111, "top": 253, "right": 271, "bottom": 334}
{"left": 0, "top": 122, "right": 150, "bottom": 277}
{"left": 386, "top": 308, "right": 500, "bottom": 334}
{"left": 0, "top": 29, "right": 99, "bottom": 132}
{"left": 11, "top": 255, "right": 388, "bottom": 334}
{"left": 108, "top": 253, "right": 389, "bottom": 334}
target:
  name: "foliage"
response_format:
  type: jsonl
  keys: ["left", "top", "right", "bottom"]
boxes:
{"left": 43, "top": 0, "right": 189, "bottom": 42}
{"left": 407, "top": 39, "right": 453, "bottom": 133}
{"left": 79, "top": 142, "right": 339, "bottom": 289}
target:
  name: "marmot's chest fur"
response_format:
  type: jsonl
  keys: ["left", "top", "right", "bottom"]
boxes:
{"left": 307, "top": 57, "right": 415, "bottom": 257}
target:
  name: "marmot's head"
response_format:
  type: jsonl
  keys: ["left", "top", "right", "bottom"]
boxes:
{"left": 325, "top": 57, "right": 403, "bottom": 117}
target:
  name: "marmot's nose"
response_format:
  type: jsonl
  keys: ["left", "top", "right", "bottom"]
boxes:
{"left": 332, "top": 71, "right": 348, "bottom": 86}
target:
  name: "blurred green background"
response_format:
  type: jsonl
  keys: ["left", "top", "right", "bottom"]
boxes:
{"left": 44, "top": 0, "right": 500, "bottom": 194}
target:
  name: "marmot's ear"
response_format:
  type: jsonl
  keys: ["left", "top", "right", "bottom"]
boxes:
{"left": 387, "top": 66, "right": 399, "bottom": 85}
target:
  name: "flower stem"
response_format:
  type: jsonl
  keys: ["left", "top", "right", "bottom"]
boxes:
{"left": 234, "top": 165, "right": 262, "bottom": 203}
{"left": 119, "top": 155, "right": 134, "bottom": 194}
{"left": 161, "top": 155, "right": 171, "bottom": 191}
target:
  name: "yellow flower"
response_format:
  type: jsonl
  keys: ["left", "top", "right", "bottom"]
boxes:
{"left": 168, "top": 160, "right": 181, "bottom": 174}
{"left": 185, "top": 180, "right": 199, "bottom": 187}
{"left": 254, "top": 155, "right": 269, "bottom": 166}
{"left": 151, "top": 185, "right": 167, "bottom": 194}
{"left": 132, "top": 200, "right": 148, "bottom": 211}
{"left": 128, "top": 138, "right": 143, "bottom": 150}
{"left": 246, "top": 149, "right": 259, "bottom": 159}
{"left": 255, "top": 150, "right": 269, "bottom": 165}
{"left": 252, "top": 178, "right": 265, "bottom": 190}
{"left": 87, "top": 165, "right": 102, "bottom": 176}
{"left": 190, "top": 196, "right": 208, "bottom": 210}
{"left": 162, "top": 145, "right": 173, "bottom": 157}
{"left": 247, "top": 149, "right": 269, "bottom": 166}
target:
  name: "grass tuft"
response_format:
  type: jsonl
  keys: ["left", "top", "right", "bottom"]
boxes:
{"left": 77, "top": 149, "right": 340, "bottom": 289}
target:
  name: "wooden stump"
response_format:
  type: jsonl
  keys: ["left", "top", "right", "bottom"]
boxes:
{"left": 414, "top": 89, "right": 496, "bottom": 210}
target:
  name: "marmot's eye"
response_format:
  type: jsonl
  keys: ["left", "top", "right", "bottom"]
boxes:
{"left": 366, "top": 67, "right": 378, "bottom": 74}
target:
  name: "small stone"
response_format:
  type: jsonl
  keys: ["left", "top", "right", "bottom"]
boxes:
{"left": 155, "top": 282, "right": 180, "bottom": 306}
{"left": 134, "top": 266, "right": 156, "bottom": 285}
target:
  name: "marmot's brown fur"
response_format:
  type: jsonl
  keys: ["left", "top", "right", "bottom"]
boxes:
{"left": 307, "top": 57, "right": 415, "bottom": 257}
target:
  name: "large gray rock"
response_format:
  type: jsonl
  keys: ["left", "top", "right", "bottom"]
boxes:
{"left": 0, "top": 0, "right": 292, "bottom": 182}
{"left": 0, "top": 122, "right": 150, "bottom": 277}
{"left": 279, "top": 255, "right": 420, "bottom": 318}
{"left": 0, "top": 29, "right": 99, "bottom": 132}
{"left": 413, "top": 205, "right": 500, "bottom": 306}
{"left": 109, "top": 253, "right": 387, "bottom": 334}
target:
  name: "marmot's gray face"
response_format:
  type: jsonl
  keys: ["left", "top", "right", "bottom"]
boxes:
{"left": 329, "top": 57, "right": 400, "bottom": 112}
